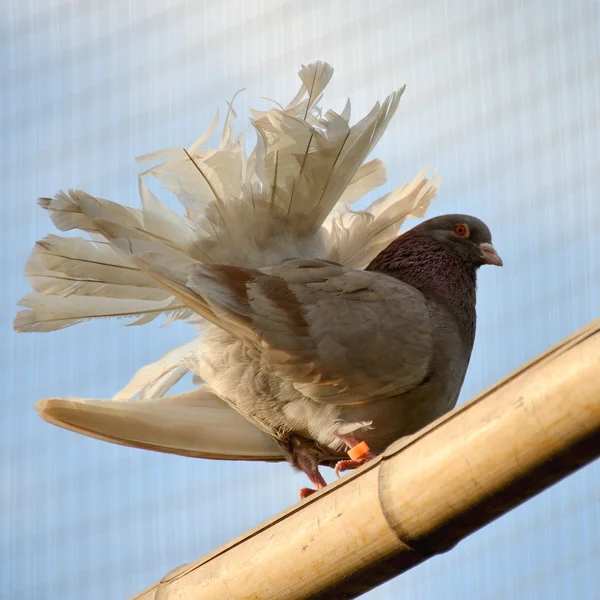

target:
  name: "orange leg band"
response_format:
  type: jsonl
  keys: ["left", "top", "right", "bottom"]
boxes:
{"left": 347, "top": 441, "right": 370, "bottom": 460}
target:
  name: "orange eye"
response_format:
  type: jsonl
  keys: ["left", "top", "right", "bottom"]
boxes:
{"left": 454, "top": 223, "right": 469, "bottom": 237}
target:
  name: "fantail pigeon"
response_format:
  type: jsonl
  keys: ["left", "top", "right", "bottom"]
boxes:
{"left": 15, "top": 62, "right": 501, "bottom": 498}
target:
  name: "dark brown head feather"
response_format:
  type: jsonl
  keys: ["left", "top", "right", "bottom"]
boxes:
{"left": 366, "top": 214, "right": 497, "bottom": 343}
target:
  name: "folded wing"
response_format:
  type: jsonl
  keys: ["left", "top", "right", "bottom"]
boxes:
{"left": 119, "top": 248, "right": 433, "bottom": 406}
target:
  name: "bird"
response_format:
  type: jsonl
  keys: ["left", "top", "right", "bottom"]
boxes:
{"left": 14, "top": 61, "right": 501, "bottom": 499}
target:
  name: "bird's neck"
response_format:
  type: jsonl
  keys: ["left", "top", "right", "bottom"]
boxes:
{"left": 367, "top": 232, "right": 477, "bottom": 343}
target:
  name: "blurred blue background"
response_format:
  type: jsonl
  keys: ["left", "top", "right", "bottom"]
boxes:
{"left": 2, "top": 0, "right": 599, "bottom": 598}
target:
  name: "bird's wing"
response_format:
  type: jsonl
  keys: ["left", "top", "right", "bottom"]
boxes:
{"left": 199, "top": 259, "right": 433, "bottom": 405}
{"left": 120, "top": 246, "right": 433, "bottom": 406}
{"left": 36, "top": 388, "right": 285, "bottom": 461}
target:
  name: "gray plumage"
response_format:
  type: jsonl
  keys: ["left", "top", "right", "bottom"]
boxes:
{"left": 172, "top": 214, "right": 501, "bottom": 492}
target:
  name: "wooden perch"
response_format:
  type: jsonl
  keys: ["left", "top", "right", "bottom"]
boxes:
{"left": 132, "top": 319, "right": 600, "bottom": 600}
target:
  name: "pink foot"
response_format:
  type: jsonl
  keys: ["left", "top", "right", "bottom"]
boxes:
{"left": 334, "top": 452, "right": 377, "bottom": 478}
{"left": 333, "top": 432, "right": 377, "bottom": 478}
{"left": 292, "top": 442, "right": 327, "bottom": 500}
{"left": 298, "top": 474, "right": 326, "bottom": 500}
{"left": 299, "top": 487, "right": 318, "bottom": 499}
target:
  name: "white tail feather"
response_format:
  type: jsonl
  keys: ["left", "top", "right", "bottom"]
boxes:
{"left": 112, "top": 339, "right": 199, "bottom": 401}
{"left": 335, "top": 158, "right": 387, "bottom": 207}
{"left": 36, "top": 389, "right": 285, "bottom": 461}
{"left": 24, "top": 235, "right": 166, "bottom": 297}
{"left": 15, "top": 291, "right": 186, "bottom": 332}
{"left": 326, "top": 167, "right": 441, "bottom": 268}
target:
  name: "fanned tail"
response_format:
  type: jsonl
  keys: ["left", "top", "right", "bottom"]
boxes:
{"left": 14, "top": 183, "right": 205, "bottom": 331}
{"left": 16, "top": 60, "right": 439, "bottom": 412}
{"left": 326, "top": 167, "right": 441, "bottom": 268}
{"left": 14, "top": 233, "right": 186, "bottom": 332}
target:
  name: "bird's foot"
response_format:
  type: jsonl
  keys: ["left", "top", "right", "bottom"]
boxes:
{"left": 334, "top": 452, "right": 377, "bottom": 478}
{"left": 288, "top": 437, "right": 328, "bottom": 500}
{"left": 333, "top": 432, "right": 377, "bottom": 478}
{"left": 298, "top": 471, "right": 327, "bottom": 499}
{"left": 299, "top": 487, "right": 319, "bottom": 499}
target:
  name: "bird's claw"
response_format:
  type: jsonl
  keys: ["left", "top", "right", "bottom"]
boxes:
{"left": 334, "top": 452, "right": 376, "bottom": 478}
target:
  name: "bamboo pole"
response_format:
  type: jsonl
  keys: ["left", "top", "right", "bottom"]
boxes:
{"left": 132, "top": 319, "right": 600, "bottom": 600}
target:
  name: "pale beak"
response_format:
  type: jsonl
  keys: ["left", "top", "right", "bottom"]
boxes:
{"left": 479, "top": 242, "right": 503, "bottom": 267}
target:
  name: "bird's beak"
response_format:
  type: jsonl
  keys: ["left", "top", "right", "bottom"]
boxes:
{"left": 479, "top": 242, "right": 503, "bottom": 267}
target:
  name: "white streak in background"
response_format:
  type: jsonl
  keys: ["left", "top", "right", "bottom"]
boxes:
{"left": 2, "top": 1, "right": 599, "bottom": 599}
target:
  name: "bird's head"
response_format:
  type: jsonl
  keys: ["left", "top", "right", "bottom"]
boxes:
{"left": 410, "top": 214, "right": 503, "bottom": 268}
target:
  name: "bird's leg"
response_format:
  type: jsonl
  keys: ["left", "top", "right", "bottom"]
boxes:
{"left": 286, "top": 436, "right": 328, "bottom": 499}
{"left": 295, "top": 451, "right": 327, "bottom": 499}
{"left": 299, "top": 471, "right": 327, "bottom": 499}
{"left": 333, "top": 433, "right": 377, "bottom": 478}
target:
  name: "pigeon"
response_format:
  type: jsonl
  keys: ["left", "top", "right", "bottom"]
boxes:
{"left": 14, "top": 61, "right": 501, "bottom": 498}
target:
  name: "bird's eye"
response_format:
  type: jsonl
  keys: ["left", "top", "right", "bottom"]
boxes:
{"left": 454, "top": 223, "right": 469, "bottom": 237}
